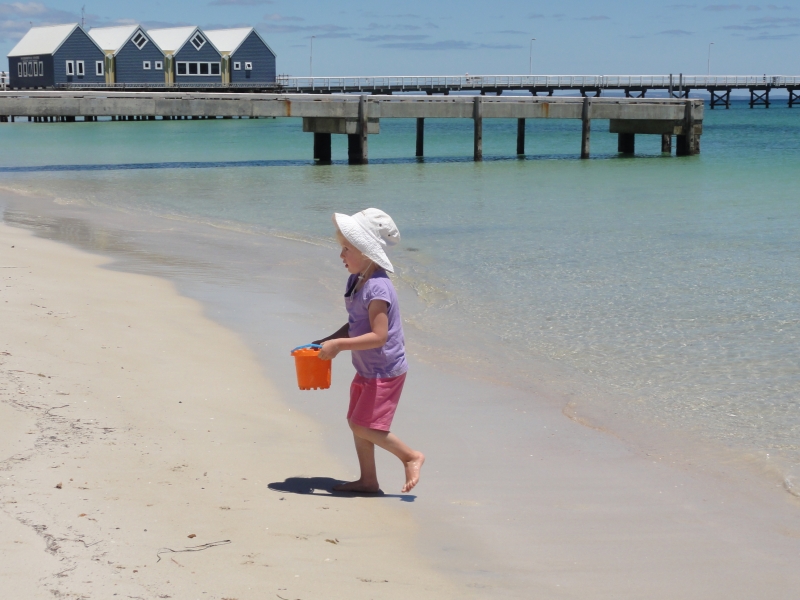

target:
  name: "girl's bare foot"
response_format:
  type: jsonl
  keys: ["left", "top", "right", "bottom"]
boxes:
{"left": 402, "top": 452, "right": 425, "bottom": 493}
{"left": 332, "top": 479, "right": 380, "bottom": 493}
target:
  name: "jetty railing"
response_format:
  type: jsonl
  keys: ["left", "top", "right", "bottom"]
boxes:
{"left": 275, "top": 74, "right": 800, "bottom": 91}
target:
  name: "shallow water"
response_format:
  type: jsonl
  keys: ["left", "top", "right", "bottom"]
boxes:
{"left": 1, "top": 98, "right": 798, "bottom": 478}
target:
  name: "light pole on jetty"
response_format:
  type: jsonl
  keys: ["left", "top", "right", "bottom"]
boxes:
{"left": 529, "top": 38, "right": 536, "bottom": 75}
{"left": 707, "top": 42, "right": 714, "bottom": 77}
{"left": 310, "top": 35, "right": 315, "bottom": 77}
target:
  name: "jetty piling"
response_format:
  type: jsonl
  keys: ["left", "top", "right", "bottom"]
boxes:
{"left": 581, "top": 97, "right": 591, "bottom": 159}
{"left": 473, "top": 96, "right": 483, "bottom": 161}
{"left": 0, "top": 91, "right": 704, "bottom": 161}
{"left": 415, "top": 118, "right": 424, "bottom": 157}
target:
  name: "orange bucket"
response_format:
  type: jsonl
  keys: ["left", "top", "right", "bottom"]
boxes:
{"left": 290, "top": 345, "right": 332, "bottom": 390}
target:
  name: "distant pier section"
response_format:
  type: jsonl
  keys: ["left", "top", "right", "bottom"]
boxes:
{"left": 0, "top": 91, "right": 703, "bottom": 162}
{"left": 276, "top": 74, "right": 799, "bottom": 109}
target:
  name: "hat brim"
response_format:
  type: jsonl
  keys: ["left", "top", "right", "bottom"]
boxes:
{"left": 333, "top": 213, "right": 394, "bottom": 273}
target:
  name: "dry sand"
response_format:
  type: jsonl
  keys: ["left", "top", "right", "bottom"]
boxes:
{"left": 0, "top": 222, "right": 459, "bottom": 599}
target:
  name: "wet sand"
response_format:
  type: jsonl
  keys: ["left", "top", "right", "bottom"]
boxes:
{"left": 2, "top": 194, "right": 800, "bottom": 599}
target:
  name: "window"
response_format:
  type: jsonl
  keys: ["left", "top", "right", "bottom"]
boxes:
{"left": 66, "top": 61, "right": 74, "bottom": 75}
{"left": 245, "top": 62, "right": 252, "bottom": 70}
{"left": 155, "top": 60, "right": 163, "bottom": 70}
{"left": 33, "top": 61, "right": 38, "bottom": 76}
{"left": 96, "top": 61, "right": 104, "bottom": 76}
{"left": 17, "top": 62, "right": 22, "bottom": 77}
{"left": 76, "top": 61, "right": 85, "bottom": 76}
{"left": 22, "top": 62, "right": 28, "bottom": 77}
{"left": 39, "top": 61, "right": 43, "bottom": 76}
{"left": 190, "top": 32, "right": 206, "bottom": 50}
{"left": 176, "top": 61, "right": 221, "bottom": 77}
{"left": 131, "top": 31, "right": 148, "bottom": 50}
{"left": 143, "top": 61, "right": 151, "bottom": 70}
{"left": 233, "top": 61, "right": 241, "bottom": 71}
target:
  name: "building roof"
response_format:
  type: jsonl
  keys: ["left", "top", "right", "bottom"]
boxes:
{"left": 8, "top": 23, "right": 82, "bottom": 57}
{"left": 204, "top": 27, "right": 276, "bottom": 57}
{"left": 147, "top": 26, "right": 218, "bottom": 55}
{"left": 88, "top": 25, "right": 139, "bottom": 53}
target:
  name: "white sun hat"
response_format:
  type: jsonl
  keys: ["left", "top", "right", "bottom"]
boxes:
{"left": 333, "top": 208, "right": 401, "bottom": 273}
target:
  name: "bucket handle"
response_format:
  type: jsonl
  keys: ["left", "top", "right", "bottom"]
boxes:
{"left": 290, "top": 343, "right": 322, "bottom": 355}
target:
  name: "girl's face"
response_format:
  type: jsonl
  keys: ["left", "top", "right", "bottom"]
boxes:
{"left": 338, "top": 235, "right": 371, "bottom": 275}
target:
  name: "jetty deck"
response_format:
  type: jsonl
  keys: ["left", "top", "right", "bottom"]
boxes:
{"left": 0, "top": 91, "right": 703, "bottom": 162}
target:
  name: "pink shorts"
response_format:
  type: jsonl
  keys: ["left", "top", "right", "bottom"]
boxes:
{"left": 347, "top": 373, "right": 407, "bottom": 432}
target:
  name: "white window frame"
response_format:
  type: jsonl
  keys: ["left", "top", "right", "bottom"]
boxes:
{"left": 131, "top": 31, "right": 148, "bottom": 50}
{"left": 143, "top": 61, "right": 151, "bottom": 70}
{"left": 39, "top": 61, "right": 43, "bottom": 76}
{"left": 76, "top": 60, "right": 85, "bottom": 76}
{"left": 95, "top": 60, "right": 104, "bottom": 76}
{"left": 244, "top": 61, "right": 252, "bottom": 71}
{"left": 233, "top": 61, "right": 241, "bottom": 71}
{"left": 22, "top": 62, "right": 28, "bottom": 77}
{"left": 176, "top": 61, "right": 220, "bottom": 77}
{"left": 66, "top": 60, "right": 74, "bottom": 75}
{"left": 17, "top": 62, "right": 22, "bottom": 77}
{"left": 33, "top": 61, "right": 38, "bottom": 76}
{"left": 190, "top": 32, "right": 206, "bottom": 50}
{"left": 155, "top": 60, "right": 163, "bottom": 70}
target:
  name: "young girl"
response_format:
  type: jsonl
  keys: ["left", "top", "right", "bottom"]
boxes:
{"left": 315, "top": 209, "right": 424, "bottom": 494}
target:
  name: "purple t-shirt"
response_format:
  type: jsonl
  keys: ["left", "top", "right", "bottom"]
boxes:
{"left": 345, "top": 269, "right": 408, "bottom": 379}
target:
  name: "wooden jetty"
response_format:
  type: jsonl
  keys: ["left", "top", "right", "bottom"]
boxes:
{"left": 6, "top": 73, "right": 795, "bottom": 109}
{"left": 0, "top": 91, "right": 703, "bottom": 163}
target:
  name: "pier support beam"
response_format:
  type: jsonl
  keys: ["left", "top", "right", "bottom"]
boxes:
{"left": 749, "top": 87, "right": 770, "bottom": 108}
{"left": 473, "top": 96, "right": 483, "bottom": 161}
{"left": 617, "top": 133, "right": 635, "bottom": 155}
{"left": 416, "top": 118, "right": 424, "bottom": 157}
{"left": 709, "top": 88, "right": 731, "bottom": 109}
{"left": 580, "top": 97, "right": 591, "bottom": 159}
{"left": 517, "top": 118, "right": 525, "bottom": 155}
{"left": 789, "top": 88, "right": 798, "bottom": 108}
{"left": 313, "top": 132, "right": 332, "bottom": 163}
{"left": 676, "top": 100, "right": 698, "bottom": 156}
{"left": 347, "top": 95, "right": 369, "bottom": 165}
{"left": 661, "top": 134, "right": 672, "bottom": 154}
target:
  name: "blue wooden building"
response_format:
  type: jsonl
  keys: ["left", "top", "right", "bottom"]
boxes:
{"left": 148, "top": 27, "right": 222, "bottom": 85}
{"left": 88, "top": 25, "right": 166, "bottom": 85}
{"left": 204, "top": 28, "right": 276, "bottom": 85}
{"left": 7, "top": 23, "right": 106, "bottom": 88}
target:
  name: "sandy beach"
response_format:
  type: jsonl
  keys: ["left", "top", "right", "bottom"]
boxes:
{"left": 2, "top": 195, "right": 800, "bottom": 599}
{"left": 0, "top": 221, "right": 459, "bottom": 599}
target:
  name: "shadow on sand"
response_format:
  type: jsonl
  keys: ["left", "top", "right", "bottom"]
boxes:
{"left": 268, "top": 476, "right": 415, "bottom": 502}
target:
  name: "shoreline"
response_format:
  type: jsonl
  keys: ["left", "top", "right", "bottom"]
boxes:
{"left": 0, "top": 221, "right": 459, "bottom": 599}
{"left": 3, "top": 191, "right": 800, "bottom": 598}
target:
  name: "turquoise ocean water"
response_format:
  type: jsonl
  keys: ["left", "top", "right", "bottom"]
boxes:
{"left": 1, "top": 98, "right": 798, "bottom": 480}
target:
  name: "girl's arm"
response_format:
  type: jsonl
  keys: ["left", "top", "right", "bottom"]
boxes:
{"left": 312, "top": 323, "right": 349, "bottom": 346}
{"left": 318, "top": 300, "right": 388, "bottom": 360}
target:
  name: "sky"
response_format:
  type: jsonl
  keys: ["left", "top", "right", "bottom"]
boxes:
{"left": 1, "top": 1, "right": 798, "bottom": 76}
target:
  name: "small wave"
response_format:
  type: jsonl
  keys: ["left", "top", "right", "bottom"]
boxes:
{"left": 784, "top": 475, "right": 800, "bottom": 497}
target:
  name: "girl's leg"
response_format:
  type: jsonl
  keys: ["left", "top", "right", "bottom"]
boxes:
{"left": 349, "top": 422, "right": 425, "bottom": 493}
{"left": 333, "top": 433, "right": 380, "bottom": 493}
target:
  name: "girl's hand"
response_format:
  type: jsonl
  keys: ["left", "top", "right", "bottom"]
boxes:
{"left": 318, "top": 339, "right": 341, "bottom": 361}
